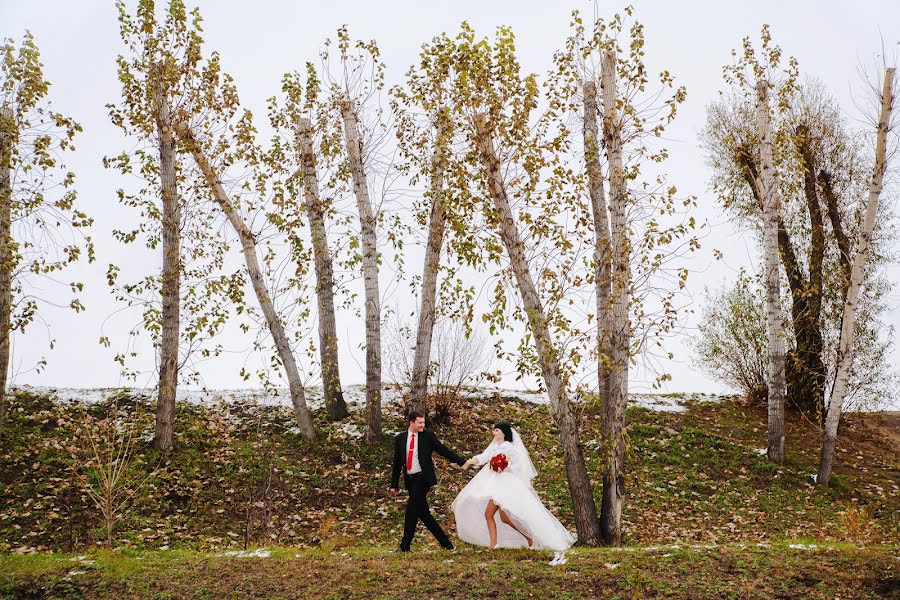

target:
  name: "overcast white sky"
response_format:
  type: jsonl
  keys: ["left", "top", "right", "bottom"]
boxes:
{"left": 3, "top": 0, "right": 899, "bottom": 400}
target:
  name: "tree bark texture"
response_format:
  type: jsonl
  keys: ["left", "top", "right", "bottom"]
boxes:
{"left": 755, "top": 80, "right": 787, "bottom": 464}
{"left": 340, "top": 100, "right": 382, "bottom": 445}
{"left": 151, "top": 72, "right": 181, "bottom": 452}
{"left": 599, "top": 51, "right": 630, "bottom": 546}
{"left": 296, "top": 117, "right": 347, "bottom": 421}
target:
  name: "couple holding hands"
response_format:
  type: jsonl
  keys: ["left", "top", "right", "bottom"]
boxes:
{"left": 389, "top": 411, "right": 576, "bottom": 552}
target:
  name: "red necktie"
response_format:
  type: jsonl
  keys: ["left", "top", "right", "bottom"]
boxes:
{"left": 406, "top": 432, "right": 415, "bottom": 471}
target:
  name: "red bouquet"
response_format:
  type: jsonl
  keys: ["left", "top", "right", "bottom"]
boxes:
{"left": 489, "top": 453, "right": 509, "bottom": 473}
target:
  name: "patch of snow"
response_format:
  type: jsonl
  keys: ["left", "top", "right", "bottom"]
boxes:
{"left": 19, "top": 383, "right": 736, "bottom": 415}
{"left": 464, "top": 385, "right": 549, "bottom": 405}
{"left": 67, "top": 570, "right": 86, "bottom": 576}
{"left": 604, "top": 562, "right": 620, "bottom": 570}
{"left": 549, "top": 552, "right": 568, "bottom": 566}
{"left": 788, "top": 543, "right": 817, "bottom": 550}
{"left": 631, "top": 395, "right": 687, "bottom": 413}
{"left": 754, "top": 448, "right": 767, "bottom": 456}
{"left": 19, "top": 382, "right": 898, "bottom": 415}
{"left": 467, "top": 386, "right": 730, "bottom": 413}
{"left": 338, "top": 422, "right": 363, "bottom": 439}
{"left": 222, "top": 548, "right": 271, "bottom": 558}
{"left": 18, "top": 383, "right": 410, "bottom": 412}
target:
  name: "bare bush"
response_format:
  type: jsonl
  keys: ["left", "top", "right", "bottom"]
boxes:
{"left": 386, "top": 310, "right": 490, "bottom": 424}
{"left": 75, "top": 403, "right": 156, "bottom": 547}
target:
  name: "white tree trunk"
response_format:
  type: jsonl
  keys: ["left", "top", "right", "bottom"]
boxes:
{"left": 583, "top": 81, "right": 612, "bottom": 402}
{"left": 599, "top": 51, "right": 630, "bottom": 546}
{"left": 296, "top": 117, "right": 347, "bottom": 421}
{"left": 0, "top": 106, "right": 13, "bottom": 438}
{"left": 410, "top": 116, "right": 448, "bottom": 417}
{"left": 175, "top": 122, "right": 318, "bottom": 441}
{"left": 755, "top": 80, "right": 787, "bottom": 464}
{"left": 818, "top": 67, "right": 895, "bottom": 486}
{"left": 473, "top": 112, "right": 601, "bottom": 546}
{"left": 340, "top": 100, "right": 382, "bottom": 445}
{"left": 151, "top": 73, "right": 181, "bottom": 452}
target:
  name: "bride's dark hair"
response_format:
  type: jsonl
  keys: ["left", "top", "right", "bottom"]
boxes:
{"left": 493, "top": 422, "right": 513, "bottom": 442}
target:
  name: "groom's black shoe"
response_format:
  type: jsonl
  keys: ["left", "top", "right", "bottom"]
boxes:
{"left": 439, "top": 541, "right": 454, "bottom": 550}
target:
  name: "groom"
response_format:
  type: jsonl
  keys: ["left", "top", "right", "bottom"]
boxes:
{"left": 389, "top": 411, "right": 465, "bottom": 552}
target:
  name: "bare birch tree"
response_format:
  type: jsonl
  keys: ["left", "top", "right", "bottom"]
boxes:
{"left": 473, "top": 111, "right": 601, "bottom": 545}
{"left": 582, "top": 79, "right": 612, "bottom": 422}
{"left": 406, "top": 113, "right": 449, "bottom": 417}
{"left": 0, "top": 105, "right": 9, "bottom": 437}
{"left": 756, "top": 79, "right": 787, "bottom": 464}
{"left": 818, "top": 66, "right": 896, "bottom": 485}
{"left": 599, "top": 48, "right": 632, "bottom": 542}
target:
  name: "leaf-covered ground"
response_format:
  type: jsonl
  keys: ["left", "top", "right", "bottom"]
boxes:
{"left": 0, "top": 387, "right": 897, "bottom": 598}
{"left": 1, "top": 543, "right": 897, "bottom": 599}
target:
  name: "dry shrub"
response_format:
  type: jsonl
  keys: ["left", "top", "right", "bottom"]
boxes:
{"left": 386, "top": 311, "right": 491, "bottom": 426}
{"left": 75, "top": 402, "right": 156, "bottom": 547}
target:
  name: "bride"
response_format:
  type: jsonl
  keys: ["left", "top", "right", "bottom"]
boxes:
{"left": 451, "top": 422, "right": 576, "bottom": 551}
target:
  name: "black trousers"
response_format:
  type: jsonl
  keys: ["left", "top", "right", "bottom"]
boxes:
{"left": 400, "top": 474, "right": 450, "bottom": 549}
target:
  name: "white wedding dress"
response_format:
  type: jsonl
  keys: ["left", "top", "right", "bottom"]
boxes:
{"left": 451, "top": 430, "right": 576, "bottom": 551}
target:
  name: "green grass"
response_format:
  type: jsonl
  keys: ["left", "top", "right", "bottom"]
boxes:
{"left": 1, "top": 543, "right": 896, "bottom": 599}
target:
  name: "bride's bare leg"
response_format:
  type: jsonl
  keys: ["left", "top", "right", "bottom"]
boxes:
{"left": 499, "top": 509, "right": 533, "bottom": 548}
{"left": 484, "top": 500, "right": 499, "bottom": 549}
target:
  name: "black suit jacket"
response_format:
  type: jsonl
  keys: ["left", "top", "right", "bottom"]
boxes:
{"left": 391, "top": 429, "right": 464, "bottom": 489}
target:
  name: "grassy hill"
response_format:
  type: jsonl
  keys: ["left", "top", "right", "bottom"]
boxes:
{"left": 0, "top": 386, "right": 897, "bottom": 598}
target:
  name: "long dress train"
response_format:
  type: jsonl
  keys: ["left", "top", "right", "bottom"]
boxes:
{"left": 451, "top": 436, "right": 576, "bottom": 551}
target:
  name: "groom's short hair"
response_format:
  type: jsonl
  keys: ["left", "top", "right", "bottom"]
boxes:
{"left": 407, "top": 410, "right": 424, "bottom": 422}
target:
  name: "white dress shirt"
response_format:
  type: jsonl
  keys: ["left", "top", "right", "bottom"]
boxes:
{"left": 406, "top": 430, "right": 422, "bottom": 475}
